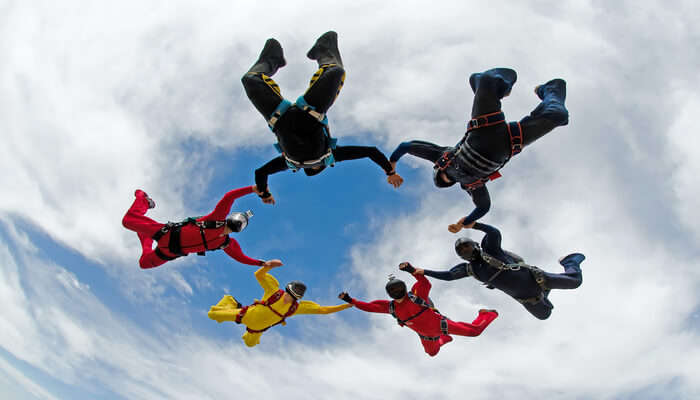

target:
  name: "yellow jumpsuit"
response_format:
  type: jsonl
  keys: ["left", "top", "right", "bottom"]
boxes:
{"left": 208, "top": 266, "right": 351, "bottom": 347}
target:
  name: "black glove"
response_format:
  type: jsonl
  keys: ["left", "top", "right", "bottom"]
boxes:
{"left": 259, "top": 191, "right": 272, "bottom": 199}
{"left": 338, "top": 292, "right": 353, "bottom": 304}
{"left": 398, "top": 262, "right": 416, "bottom": 274}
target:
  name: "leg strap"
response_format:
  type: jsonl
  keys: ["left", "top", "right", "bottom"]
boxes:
{"left": 467, "top": 111, "right": 505, "bottom": 132}
{"left": 507, "top": 121, "right": 523, "bottom": 157}
{"left": 154, "top": 247, "right": 179, "bottom": 261}
{"left": 267, "top": 99, "right": 293, "bottom": 130}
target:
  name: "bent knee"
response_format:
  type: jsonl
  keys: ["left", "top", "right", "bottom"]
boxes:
{"left": 241, "top": 73, "right": 260, "bottom": 86}
{"left": 533, "top": 309, "right": 552, "bottom": 320}
{"left": 139, "top": 257, "right": 159, "bottom": 269}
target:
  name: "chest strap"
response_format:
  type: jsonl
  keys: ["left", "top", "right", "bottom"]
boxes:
{"left": 389, "top": 293, "right": 440, "bottom": 327}
{"left": 235, "top": 289, "right": 299, "bottom": 333}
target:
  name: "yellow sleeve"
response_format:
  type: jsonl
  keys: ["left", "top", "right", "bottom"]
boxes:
{"left": 293, "top": 300, "right": 353, "bottom": 315}
{"left": 242, "top": 331, "right": 262, "bottom": 347}
{"left": 254, "top": 267, "right": 280, "bottom": 299}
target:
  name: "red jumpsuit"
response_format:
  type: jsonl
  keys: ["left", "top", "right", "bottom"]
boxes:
{"left": 122, "top": 186, "right": 263, "bottom": 269}
{"left": 351, "top": 273, "right": 498, "bottom": 356}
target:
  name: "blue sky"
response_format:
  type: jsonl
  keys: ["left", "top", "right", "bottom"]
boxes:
{"left": 2, "top": 1, "right": 700, "bottom": 399}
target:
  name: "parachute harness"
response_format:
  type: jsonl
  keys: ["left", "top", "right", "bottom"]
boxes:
{"left": 480, "top": 252, "right": 549, "bottom": 304}
{"left": 389, "top": 292, "right": 449, "bottom": 341}
{"left": 152, "top": 217, "right": 228, "bottom": 260}
{"left": 235, "top": 289, "right": 299, "bottom": 333}
{"left": 434, "top": 111, "right": 523, "bottom": 191}
{"left": 267, "top": 95, "right": 337, "bottom": 172}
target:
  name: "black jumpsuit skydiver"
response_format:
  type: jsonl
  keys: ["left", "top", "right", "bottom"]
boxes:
{"left": 242, "top": 32, "right": 395, "bottom": 195}
{"left": 422, "top": 222, "right": 584, "bottom": 320}
{"left": 390, "top": 68, "right": 569, "bottom": 226}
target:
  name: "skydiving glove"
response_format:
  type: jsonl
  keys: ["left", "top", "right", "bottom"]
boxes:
{"left": 398, "top": 262, "right": 416, "bottom": 274}
{"left": 338, "top": 292, "right": 353, "bottom": 304}
{"left": 259, "top": 191, "right": 272, "bottom": 199}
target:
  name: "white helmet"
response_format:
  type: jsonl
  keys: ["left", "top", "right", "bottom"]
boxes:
{"left": 226, "top": 210, "right": 253, "bottom": 232}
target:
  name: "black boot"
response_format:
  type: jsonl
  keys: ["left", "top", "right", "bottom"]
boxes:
{"left": 306, "top": 31, "right": 343, "bottom": 67}
{"left": 558, "top": 253, "right": 585, "bottom": 271}
{"left": 532, "top": 78, "right": 568, "bottom": 125}
{"left": 468, "top": 67, "right": 517, "bottom": 96}
{"left": 247, "top": 38, "right": 286, "bottom": 76}
{"left": 535, "top": 78, "right": 566, "bottom": 101}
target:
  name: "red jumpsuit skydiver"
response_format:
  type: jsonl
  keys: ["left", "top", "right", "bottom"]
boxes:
{"left": 122, "top": 186, "right": 264, "bottom": 269}
{"left": 348, "top": 272, "right": 498, "bottom": 356}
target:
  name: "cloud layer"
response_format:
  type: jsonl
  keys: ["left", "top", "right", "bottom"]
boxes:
{"left": 2, "top": 1, "right": 699, "bottom": 399}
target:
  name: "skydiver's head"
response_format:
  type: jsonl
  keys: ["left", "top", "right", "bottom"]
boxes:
{"left": 433, "top": 169, "right": 457, "bottom": 188}
{"left": 385, "top": 275, "right": 407, "bottom": 300}
{"left": 304, "top": 166, "right": 326, "bottom": 176}
{"left": 455, "top": 237, "right": 481, "bottom": 261}
{"left": 284, "top": 280, "right": 306, "bottom": 302}
{"left": 226, "top": 210, "right": 253, "bottom": 233}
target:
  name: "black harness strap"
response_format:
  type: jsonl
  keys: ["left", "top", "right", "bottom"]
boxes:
{"left": 389, "top": 293, "right": 439, "bottom": 327}
{"left": 154, "top": 247, "right": 180, "bottom": 261}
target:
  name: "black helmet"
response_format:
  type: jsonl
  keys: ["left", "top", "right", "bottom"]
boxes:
{"left": 303, "top": 166, "right": 326, "bottom": 176}
{"left": 385, "top": 275, "right": 407, "bottom": 299}
{"left": 285, "top": 281, "right": 306, "bottom": 300}
{"left": 227, "top": 210, "right": 253, "bottom": 232}
{"left": 433, "top": 168, "right": 456, "bottom": 188}
{"left": 455, "top": 237, "right": 481, "bottom": 261}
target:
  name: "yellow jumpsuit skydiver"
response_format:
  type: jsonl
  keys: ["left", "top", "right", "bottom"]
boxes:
{"left": 208, "top": 266, "right": 351, "bottom": 347}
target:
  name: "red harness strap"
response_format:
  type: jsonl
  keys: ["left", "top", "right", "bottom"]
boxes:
{"left": 466, "top": 111, "right": 506, "bottom": 132}
{"left": 235, "top": 290, "right": 299, "bottom": 333}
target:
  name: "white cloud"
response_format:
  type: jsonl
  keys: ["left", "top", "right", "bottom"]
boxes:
{"left": 1, "top": 1, "right": 700, "bottom": 399}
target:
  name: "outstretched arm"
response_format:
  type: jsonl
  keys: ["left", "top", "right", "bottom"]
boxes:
{"left": 472, "top": 222, "right": 503, "bottom": 255}
{"left": 448, "top": 185, "right": 491, "bottom": 233}
{"left": 338, "top": 293, "right": 391, "bottom": 314}
{"left": 201, "top": 186, "right": 255, "bottom": 220}
{"left": 254, "top": 265, "right": 282, "bottom": 298}
{"left": 334, "top": 145, "right": 393, "bottom": 173}
{"left": 294, "top": 300, "right": 353, "bottom": 315}
{"left": 399, "top": 262, "right": 432, "bottom": 299}
{"left": 223, "top": 238, "right": 264, "bottom": 266}
{"left": 334, "top": 145, "right": 403, "bottom": 188}
{"left": 254, "top": 156, "right": 288, "bottom": 203}
{"left": 422, "top": 263, "right": 470, "bottom": 281}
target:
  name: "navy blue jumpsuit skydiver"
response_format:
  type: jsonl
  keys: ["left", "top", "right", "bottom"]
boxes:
{"left": 242, "top": 32, "right": 400, "bottom": 201}
{"left": 421, "top": 222, "right": 585, "bottom": 320}
{"left": 390, "top": 68, "right": 569, "bottom": 227}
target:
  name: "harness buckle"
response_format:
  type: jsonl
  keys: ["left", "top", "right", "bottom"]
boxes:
{"left": 435, "top": 151, "right": 454, "bottom": 170}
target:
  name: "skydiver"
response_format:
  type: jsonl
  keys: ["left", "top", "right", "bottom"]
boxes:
{"left": 208, "top": 263, "right": 352, "bottom": 347}
{"left": 338, "top": 263, "right": 498, "bottom": 357}
{"left": 389, "top": 68, "right": 569, "bottom": 232}
{"left": 122, "top": 186, "right": 279, "bottom": 269}
{"left": 416, "top": 221, "right": 584, "bottom": 320}
{"left": 243, "top": 31, "right": 403, "bottom": 205}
